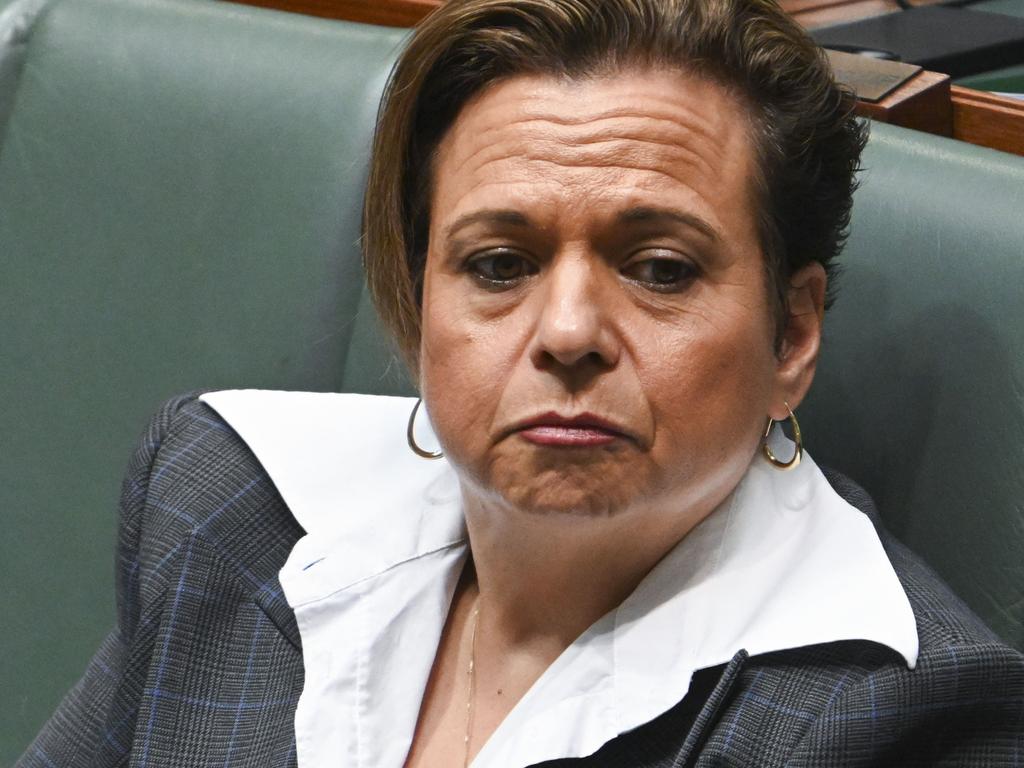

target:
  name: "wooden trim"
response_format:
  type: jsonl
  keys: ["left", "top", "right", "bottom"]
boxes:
{"left": 234, "top": 0, "right": 441, "bottom": 25}
{"left": 781, "top": 0, "right": 948, "bottom": 28}
{"left": 855, "top": 70, "right": 952, "bottom": 136}
{"left": 826, "top": 49, "right": 922, "bottom": 102}
{"left": 951, "top": 86, "right": 1024, "bottom": 156}
{"left": 226, "top": 0, "right": 945, "bottom": 29}
{"left": 786, "top": 0, "right": 895, "bottom": 29}
{"left": 824, "top": 50, "right": 952, "bottom": 135}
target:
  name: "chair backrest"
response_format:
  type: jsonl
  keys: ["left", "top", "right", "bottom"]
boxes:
{"left": 0, "top": 0, "right": 406, "bottom": 758}
{"left": 801, "top": 121, "right": 1024, "bottom": 651}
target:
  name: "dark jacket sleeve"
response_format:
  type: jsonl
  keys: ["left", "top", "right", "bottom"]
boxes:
{"left": 15, "top": 395, "right": 197, "bottom": 768}
{"left": 787, "top": 640, "right": 1024, "bottom": 766}
{"left": 790, "top": 469, "right": 1024, "bottom": 766}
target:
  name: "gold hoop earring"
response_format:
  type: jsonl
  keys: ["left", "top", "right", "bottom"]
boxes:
{"left": 762, "top": 401, "right": 802, "bottom": 470}
{"left": 407, "top": 398, "right": 444, "bottom": 459}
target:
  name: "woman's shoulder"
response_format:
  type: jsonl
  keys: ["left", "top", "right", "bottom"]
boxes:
{"left": 22, "top": 393, "right": 308, "bottom": 768}
{"left": 121, "top": 390, "right": 450, "bottom": 587}
{"left": 704, "top": 633, "right": 1024, "bottom": 766}
{"left": 120, "top": 392, "right": 302, "bottom": 597}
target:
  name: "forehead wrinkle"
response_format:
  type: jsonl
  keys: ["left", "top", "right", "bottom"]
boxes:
{"left": 516, "top": 154, "right": 716, "bottom": 197}
{"left": 507, "top": 75, "right": 742, "bottom": 122}
{"left": 445, "top": 69, "right": 753, "bottom": 165}
{"left": 448, "top": 112, "right": 742, "bottom": 203}
{"left": 447, "top": 128, "right": 730, "bottom": 201}
{"left": 505, "top": 106, "right": 722, "bottom": 137}
{"left": 458, "top": 110, "right": 729, "bottom": 177}
{"left": 454, "top": 140, "right": 725, "bottom": 209}
{"left": 510, "top": 105, "right": 727, "bottom": 148}
{"left": 433, "top": 73, "right": 755, "bottom": 242}
{"left": 512, "top": 81, "right": 739, "bottom": 138}
{"left": 529, "top": 133, "right": 723, "bottom": 182}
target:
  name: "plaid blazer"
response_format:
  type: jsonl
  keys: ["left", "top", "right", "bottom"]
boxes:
{"left": 18, "top": 393, "right": 1024, "bottom": 768}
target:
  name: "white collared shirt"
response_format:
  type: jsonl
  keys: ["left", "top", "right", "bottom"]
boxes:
{"left": 201, "top": 390, "right": 919, "bottom": 768}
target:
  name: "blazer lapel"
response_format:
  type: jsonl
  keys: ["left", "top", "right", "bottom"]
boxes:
{"left": 253, "top": 574, "right": 302, "bottom": 650}
{"left": 205, "top": 460, "right": 305, "bottom": 650}
{"left": 532, "top": 649, "right": 749, "bottom": 767}
{"left": 672, "top": 650, "right": 749, "bottom": 767}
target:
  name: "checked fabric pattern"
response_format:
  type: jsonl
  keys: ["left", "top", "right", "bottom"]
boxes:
{"left": 17, "top": 394, "right": 1024, "bottom": 767}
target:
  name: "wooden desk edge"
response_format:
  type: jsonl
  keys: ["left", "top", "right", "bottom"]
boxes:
{"left": 229, "top": 0, "right": 958, "bottom": 28}
{"left": 951, "top": 86, "right": 1024, "bottom": 156}
{"left": 235, "top": 0, "right": 441, "bottom": 25}
{"left": 853, "top": 70, "right": 952, "bottom": 138}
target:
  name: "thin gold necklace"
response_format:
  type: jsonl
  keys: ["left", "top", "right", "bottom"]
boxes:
{"left": 464, "top": 599, "right": 481, "bottom": 768}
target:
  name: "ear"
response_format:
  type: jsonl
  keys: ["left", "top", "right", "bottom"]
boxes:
{"left": 769, "top": 262, "right": 826, "bottom": 420}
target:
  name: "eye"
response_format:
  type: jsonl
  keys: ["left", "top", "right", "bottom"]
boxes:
{"left": 466, "top": 249, "right": 536, "bottom": 288}
{"left": 621, "top": 252, "right": 696, "bottom": 292}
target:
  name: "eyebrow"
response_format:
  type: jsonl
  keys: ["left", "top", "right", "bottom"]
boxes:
{"left": 442, "top": 205, "right": 720, "bottom": 243}
{"left": 616, "top": 206, "right": 720, "bottom": 243}
{"left": 444, "top": 209, "right": 532, "bottom": 240}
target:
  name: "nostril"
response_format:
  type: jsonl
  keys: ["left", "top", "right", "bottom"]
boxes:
{"left": 533, "top": 346, "right": 614, "bottom": 375}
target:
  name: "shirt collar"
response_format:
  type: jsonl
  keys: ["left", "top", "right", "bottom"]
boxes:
{"left": 201, "top": 389, "right": 918, "bottom": 768}
{"left": 203, "top": 389, "right": 465, "bottom": 605}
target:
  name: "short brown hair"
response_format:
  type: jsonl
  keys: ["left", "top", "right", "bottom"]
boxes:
{"left": 363, "top": 0, "right": 866, "bottom": 374}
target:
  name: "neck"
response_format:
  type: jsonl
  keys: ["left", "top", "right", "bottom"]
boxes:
{"left": 462, "top": 491, "right": 711, "bottom": 656}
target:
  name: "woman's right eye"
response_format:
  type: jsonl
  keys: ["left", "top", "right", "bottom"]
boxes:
{"left": 466, "top": 249, "right": 536, "bottom": 287}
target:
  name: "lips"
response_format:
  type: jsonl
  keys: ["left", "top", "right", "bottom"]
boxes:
{"left": 512, "top": 412, "right": 630, "bottom": 447}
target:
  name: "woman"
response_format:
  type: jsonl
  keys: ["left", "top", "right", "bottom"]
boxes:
{"left": 21, "top": 0, "right": 1023, "bottom": 766}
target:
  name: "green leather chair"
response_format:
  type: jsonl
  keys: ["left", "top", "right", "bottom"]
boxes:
{"left": 0, "top": 0, "right": 408, "bottom": 760}
{"left": 2, "top": 0, "right": 1022, "bottom": 761}
{"left": 801, "top": 125, "right": 1024, "bottom": 654}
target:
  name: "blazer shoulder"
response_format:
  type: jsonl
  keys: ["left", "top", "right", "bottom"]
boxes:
{"left": 704, "top": 635, "right": 1023, "bottom": 767}
{"left": 780, "top": 633, "right": 1024, "bottom": 766}
{"left": 123, "top": 392, "right": 302, "bottom": 599}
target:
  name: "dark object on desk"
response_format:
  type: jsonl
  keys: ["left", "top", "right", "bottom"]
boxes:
{"left": 825, "top": 49, "right": 923, "bottom": 101}
{"left": 828, "top": 44, "right": 902, "bottom": 62}
{"left": 812, "top": 6, "right": 1024, "bottom": 78}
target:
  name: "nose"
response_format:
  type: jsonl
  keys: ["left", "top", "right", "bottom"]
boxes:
{"left": 529, "top": 253, "right": 620, "bottom": 377}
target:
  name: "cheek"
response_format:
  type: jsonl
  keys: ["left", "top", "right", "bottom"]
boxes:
{"left": 637, "top": 306, "right": 777, "bottom": 455}
{"left": 418, "top": 280, "right": 518, "bottom": 460}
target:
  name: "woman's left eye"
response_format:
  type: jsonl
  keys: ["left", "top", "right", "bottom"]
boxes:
{"left": 621, "top": 254, "right": 696, "bottom": 291}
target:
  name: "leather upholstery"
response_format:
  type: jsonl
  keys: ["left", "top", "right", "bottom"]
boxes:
{"left": 0, "top": 0, "right": 49, "bottom": 140}
{"left": 0, "top": 0, "right": 405, "bottom": 759}
{"left": 801, "top": 121, "right": 1024, "bottom": 654}
{"left": 1, "top": 0, "right": 1021, "bottom": 760}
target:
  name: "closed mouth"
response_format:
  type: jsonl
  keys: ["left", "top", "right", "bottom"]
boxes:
{"left": 511, "top": 412, "right": 632, "bottom": 447}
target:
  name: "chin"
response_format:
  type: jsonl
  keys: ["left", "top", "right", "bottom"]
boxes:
{"left": 494, "top": 468, "right": 639, "bottom": 518}
{"left": 456, "top": 443, "right": 654, "bottom": 518}
{"left": 508, "top": 490, "right": 628, "bottom": 518}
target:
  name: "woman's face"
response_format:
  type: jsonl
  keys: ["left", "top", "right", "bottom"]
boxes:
{"left": 419, "top": 69, "right": 822, "bottom": 520}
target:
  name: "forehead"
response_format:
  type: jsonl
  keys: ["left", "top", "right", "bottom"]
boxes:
{"left": 431, "top": 69, "right": 759, "bottom": 239}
